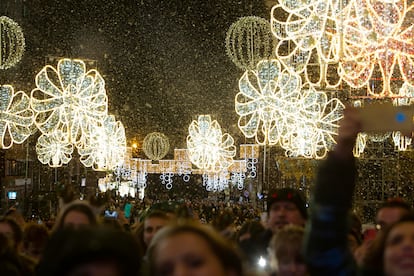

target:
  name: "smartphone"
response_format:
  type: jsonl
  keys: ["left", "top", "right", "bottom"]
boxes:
{"left": 104, "top": 210, "right": 118, "bottom": 218}
{"left": 358, "top": 102, "right": 413, "bottom": 135}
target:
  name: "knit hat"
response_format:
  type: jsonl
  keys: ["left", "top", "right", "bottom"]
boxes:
{"left": 267, "top": 188, "right": 308, "bottom": 219}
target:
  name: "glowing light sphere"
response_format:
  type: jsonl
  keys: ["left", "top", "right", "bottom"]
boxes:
{"left": 0, "top": 85, "right": 33, "bottom": 149}
{"left": 142, "top": 132, "right": 170, "bottom": 161}
{"left": 0, "top": 16, "right": 25, "bottom": 70}
{"left": 30, "top": 58, "right": 108, "bottom": 144}
{"left": 187, "top": 115, "right": 236, "bottom": 172}
{"left": 36, "top": 130, "right": 74, "bottom": 167}
{"left": 271, "top": 0, "right": 342, "bottom": 88}
{"left": 225, "top": 16, "right": 274, "bottom": 71}
{"left": 78, "top": 115, "right": 126, "bottom": 171}
{"left": 339, "top": 0, "right": 414, "bottom": 96}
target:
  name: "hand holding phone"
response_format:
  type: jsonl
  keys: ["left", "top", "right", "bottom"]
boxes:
{"left": 357, "top": 102, "right": 413, "bottom": 136}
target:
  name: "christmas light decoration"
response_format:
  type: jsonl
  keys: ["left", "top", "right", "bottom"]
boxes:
{"left": 0, "top": 16, "right": 25, "bottom": 70}
{"left": 36, "top": 130, "right": 74, "bottom": 167}
{"left": 187, "top": 115, "right": 236, "bottom": 172}
{"left": 226, "top": 16, "right": 274, "bottom": 71}
{"left": 339, "top": 0, "right": 414, "bottom": 96}
{"left": 0, "top": 85, "right": 33, "bottom": 149}
{"left": 78, "top": 115, "right": 126, "bottom": 171}
{"left": 30, "top": 58, "right": 108, "bottom": 144}
{"left": 142, "top": 132, "right": 170, "bottom": 161}
{"left": 236, "top": 59, "right": 344, "bottom": 158}
{"left": 271, "top": 0, "right": 342, "bottom": 88}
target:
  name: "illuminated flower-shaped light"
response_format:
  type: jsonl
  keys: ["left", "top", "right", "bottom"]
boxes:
{"left": 36, "top": 130, "right": 74, "bottom": 167}
{"left": 0, "top": 85, "right": 33, "bottom": 149}
{"left": 339, "top": 0, "right": 414, "bottom": 96}
{"left": 187, "top": 115, "right": 236, "bottom": 172}
{"left": 235, "top": 59, "right": 302, "bottom": 145}
{"left": 271, "top": 0, "right": 342, "bottom": 88}
{"left": 78, "top": 115, "right": 126, "bottom": 171}
{"left": 30, "top": 58, "right": 108, "bottom": 144}
{"left": 236, "top": 59, "right": 344, "bottom": 158}
{"left": 280, "top": 85, "right": 344, "bottom": 159}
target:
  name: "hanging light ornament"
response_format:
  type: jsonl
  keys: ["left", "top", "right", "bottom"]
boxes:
{"left": 30, "top": 58, "right": 108, "bottom": 145}
{"left": 0, "top": 16, "right": 25, "bottom": 70}
{"left": 392, "top": 82, "right": 414, "bottom": 150}
{"left": 0, "top": 85, "right": 33, "bottom": 149}
{"left": 225, "top": 16, "right": 274, "bottom": 71}
{"left": 236, "top": 59, "right": 344, "bottom": 159}
{"left": 271, "top": 0, "right": 342, "bottom": 88}
{"left": 187, "top": 115, "right": 236, "bottom": 172}
{"left": 142, "top": 132, "right": 170, "bottom": 161}
{"left": 36, "top": 130, "right": 74, "bottom": 167}
{"left": 339, "top": 0, "right": 414, "bottom": 96}
{"left": 78, "top": 115, "right": 126, "bottom": 171}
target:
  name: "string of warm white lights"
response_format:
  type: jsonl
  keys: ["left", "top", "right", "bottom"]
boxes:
{"left": 236, "top": 59, "right": 344, "bottom": 158}
{"left": 0, "top": 16, "right": 25, "bottom": 70}
{"left": 0, "top": 85, "right": 33, "bottom": 149}
{"left": 187, "top": 115, "right": 236, "bottom": 173}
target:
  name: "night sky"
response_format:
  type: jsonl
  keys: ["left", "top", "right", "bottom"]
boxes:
{"left": 1, "top": 0, "right": 270, "bottom": 154}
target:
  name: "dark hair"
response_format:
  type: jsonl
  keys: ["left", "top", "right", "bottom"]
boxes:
{"left": 364, "top": 212, "right": 414, "bottom": 273}
{"left": 53, "top": 201, "right": 97, "bottom": 232}
{"left": 378, "top": 198, "right": 411, "bottom": 212}
{"left": 147, "top": 221, "right": 243, "bottom": 276}
{"left": 0, "top": 217, "right": 23, "bottom": 250}
{"left": 23, "top": 223, "right": 49, "bottom": 254}
{"left": 37, "top": 226, "right": 142, "bottom": 276}
{"left": 0, "top": 233, "right": 35, "bottom": 276}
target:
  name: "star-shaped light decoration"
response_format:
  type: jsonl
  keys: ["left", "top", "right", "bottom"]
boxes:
{"left": 30, "top": 58, "right": 108, "bottom": 146}
{"left": 187, "top": 115, "right": 236, "bottom": 173}
{"left": 78, "top": 115, "right": 126, "bottom": 171}
{"left": 339, "top": 0, "right": 414, "bottom": 96}
{"left": 0, "top": 85, "right": 33, "bottom": 149}
{"left": 36, "top": 130, "right": 74, "bottom": 167}
{"left": 236, "top": 59, "right": 344, "bottom": 158}
{"left": 271, "top": 0, "right": 343, "bottom": 88}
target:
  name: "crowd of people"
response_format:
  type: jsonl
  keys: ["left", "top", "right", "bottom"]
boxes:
{"left": 1, "top": 107, "right": 414, "bottom": 275}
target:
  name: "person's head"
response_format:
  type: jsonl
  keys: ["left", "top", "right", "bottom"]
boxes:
{"left": 37, "top": 226, "right": 142, "bottom": 276}
{"left": 267, "top": 188, "right": 307, "bottom": 233}
{"left": 22, "top": 223, "right": 49, "bottom": 262}
{"left": 0, "top": 217, "right": 23, "bottom": 251}
{"left": 143, "top": 210, "right": 170, "bottom": 247}
{"left": 364, "top": 212, "right": 414, "bottom": 276}
{"left": 53, "top": 201, "right": 97, "bottom": 232}
{"left": 376, "top": 199, "right": 411, "bottom": 231}
{"left": 0, "top": 233, "right": 34, "bottom": 276}
{"left": 147, "top": 221, "right": 243, "bottom": 276}
{"left": 269, "top": 225, "right": 307, "bottom": 276}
